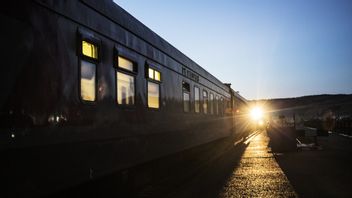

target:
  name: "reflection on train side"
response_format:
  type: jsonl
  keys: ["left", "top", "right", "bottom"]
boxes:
{"left": 148, "top": 82, "right": 159, "bottom": 109}
{"left": 117, "top": 72, "right": 134, "bottom": 105}
{"left": 80, "top": 60, "right": 96, "bottom": 101}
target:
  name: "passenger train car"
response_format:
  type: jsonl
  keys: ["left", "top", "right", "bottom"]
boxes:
{"left": 1, "top": 0, "right": 250, "bottom": 196}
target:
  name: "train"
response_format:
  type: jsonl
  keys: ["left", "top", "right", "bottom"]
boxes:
{"left": 0, "top": 0, "right": 251, "bottom": 197}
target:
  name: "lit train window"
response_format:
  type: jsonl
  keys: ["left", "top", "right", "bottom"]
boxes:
{"left": 148, "top": 68, "right": 161, "bottom": 82}
{"left": 215, "top": 95, "right": 219, "bottom": 115}
{"left": 155, "top": 71, "right": 161, "bottom": 81}
{"left": 82, "top": 40, "right": 98, "bottom": 59}
{"left": 78, "top": 30, "right": 100, "bottom": 103}
{"left": 148, "top": 68, "right": 154, "bottom": 79}
{"left": 148, "top": 82, "right": 159, "bottom": 108}
{"left": 118, "top": 56, "right": 134, "bottom": 72}
{"left": 80, "top": 60, "right": 96, "bottom": 101}
{"left": 210, "top": 93, "right": 214, "bottom": 115}
{"left": 117, "top": 72, "right": 135, "bottom": 105}
{"left": 116, "top": 56, "right": 137, "bottom": 106}
{"left": 183, "top": 82, "right": 190, "bottom": 112}
{"left": 146, "top": 66, "right": 161, "bottom": 109}
{"left": 194, "top": 86, "right": 200, "bottom": 113}
{"left": 203, "top": 90, "right": 208, "bottom": 114}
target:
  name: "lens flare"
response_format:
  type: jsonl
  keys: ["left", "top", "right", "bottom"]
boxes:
{"left": 250, "top": 107, "right": 263, "bottom": 121}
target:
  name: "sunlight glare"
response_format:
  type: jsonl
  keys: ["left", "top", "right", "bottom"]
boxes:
{"left": 250, "top": 107, "right": 263, "bottom": 121}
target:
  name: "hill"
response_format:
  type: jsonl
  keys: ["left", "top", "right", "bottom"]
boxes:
{"left": 256, "top": 94, "right": 352, "bottom": 121}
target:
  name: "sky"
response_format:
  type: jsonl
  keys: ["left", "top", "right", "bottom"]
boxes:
{"left": 114, "top": 0, "right": 352, "bottom": 100}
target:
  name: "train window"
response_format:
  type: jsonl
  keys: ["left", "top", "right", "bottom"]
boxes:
{"left": 183, "top": 82, "right": 190, "bottom": 112}
{"left": 116, "top": 56, "right": 136, "bottom": 106}
{"left": 220, "top": 97, "right": 224, "bottom": 116}
{"left": 82, "top": 40, "right": 98, "bottom": 59}
{"left": 203, "top": 90, "right": 208, "bottom": 114}
{"left": 224, "top": 99, "right": 230, "bottom": 115}
{"left": 148, "top": 68, "right": 154, "bottom": 79}
{"left": 80, "top": 60, "right": 96, "bottom": 101}
{"left": 148, "top": 68, "right": 161, "bottom": 82}
{"left": 78, "top": 29, "right": 101, "bottom": 103}
{"left": 146, "top": 66, "right": 161, "bottom": 109}
{"left": 148, "top": 81, "right": 159, "bottom": 108}
{"left": 117, "top": 72, "right": 135, "bottom": 105}
{"left": 155, "top": 71, "right": 161, "bottom": 81}
{"left": 227, "top": 100, "right": 231, "bottom": 113}
{"left": 118, "top": 56, "right": 134, "bottom": 72}
{"left": 215, "top": 95, "right": 219, "bottom": 115}
{"left": 194, "top": 86, "right": 200, "bottom": 113}
{"left": 210, "top": 93, "right": 214, "bottom": 115}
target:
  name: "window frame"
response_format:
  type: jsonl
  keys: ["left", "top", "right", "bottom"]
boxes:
{"left": 194, "top": 85, "right": 200, "bottom": 113}
{"left": 203, "top": 90, "right": 208, "bottom": 114}
{"left": 147, "top": 80, "right": 161, "bottom": 110}
{"left": 114, "top": 47, "right": 138, "bottom": 74}
{"left": 220, "top": 97, "right": 224, "bottom": 116}
{"left": 145, "top": 63, "right": 162, "bottom": 110}
{"left": 209, "top": 93, "right": 214, "bottom": 115}
{"left": 182, "top": 81, "right": 191, "bottom": 113}
{"left": 215, "top": 95, "right": 219, "bottom": 115}
{"left": 114, "top": 47, "right": 138, "bottom": 107}
{"left": 77, "top": 29, "right": 101, "bottom": 104}
{"left": 145, "top": 64, "right": 162, "bottom": 83}
{"left": 116, "top": 70, "right": 137, "bottom": 107}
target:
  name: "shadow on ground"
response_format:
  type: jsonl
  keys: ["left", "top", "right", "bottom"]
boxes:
{"left": 47, "top": 137, "right": 248, "bottom": 198}
{"left": 267, "top": 126, "right": 297, "bottom": 153}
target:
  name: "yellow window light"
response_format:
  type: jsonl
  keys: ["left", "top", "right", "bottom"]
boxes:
{"left": 148, "top": 68, "right": 154, "bottom": 79}
{"left": 118, "top": 56, "right": 133, "bottom": 71}
{"left": 147, "top": 67, "right": 161, "bottom": 81}
{"left": 154, "top": 71, "right": 161, "bottom": 81}
{"left": 82, "top": 40, "right": 98, "bottom": 59}
{"left": 148, "top": 82, "right": 159, "bottom": 108}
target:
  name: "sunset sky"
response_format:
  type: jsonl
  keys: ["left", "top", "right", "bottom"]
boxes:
{"left": 115, "top": 0, "right": 352, "bottom": 100}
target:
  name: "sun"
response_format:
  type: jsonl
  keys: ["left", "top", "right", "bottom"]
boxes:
{"left": 250, "top": 107, "right": 263, "bottom": 121}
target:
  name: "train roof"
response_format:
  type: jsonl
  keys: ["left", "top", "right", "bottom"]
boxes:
{"left": 233, "top": 91, "right": 248, "bottom": 104}
{"left": 83, "top": 0, "right": 230, "bottom": 92}
{"left": 223, "top": 83, "right": 248, "bottom": 104}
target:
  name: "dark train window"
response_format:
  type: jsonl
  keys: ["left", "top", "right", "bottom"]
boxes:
{"left": 224, "top": 99, "right": 229, "bottom": 115}
{"left": 220, "top": 97, "right": 224, "bottom": 116}
{"left": 183, "top": 81, "right": 190, "bottom": 112}
{"left": 232, "top": 99, "right": 236, "bottom": 111}
{"left": 203, "top": 90, "right": 208, "bottom": 114}
{"left": 210, "top": 93, "right": 214, "bottom": 115}
{"left": 146, "top": 66, "right": 161, "bottom": 109}
{"left": 227, "top": 99, "right": 231, "bottom": 114}
{"left": 194, "top": 86, "right": 200, "bottom": 113}
{"left": 214, "top": 96, "right": 219, "bottom": 115}
{"left": 116, "top": 56, "right": 137, "bottom": 106}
